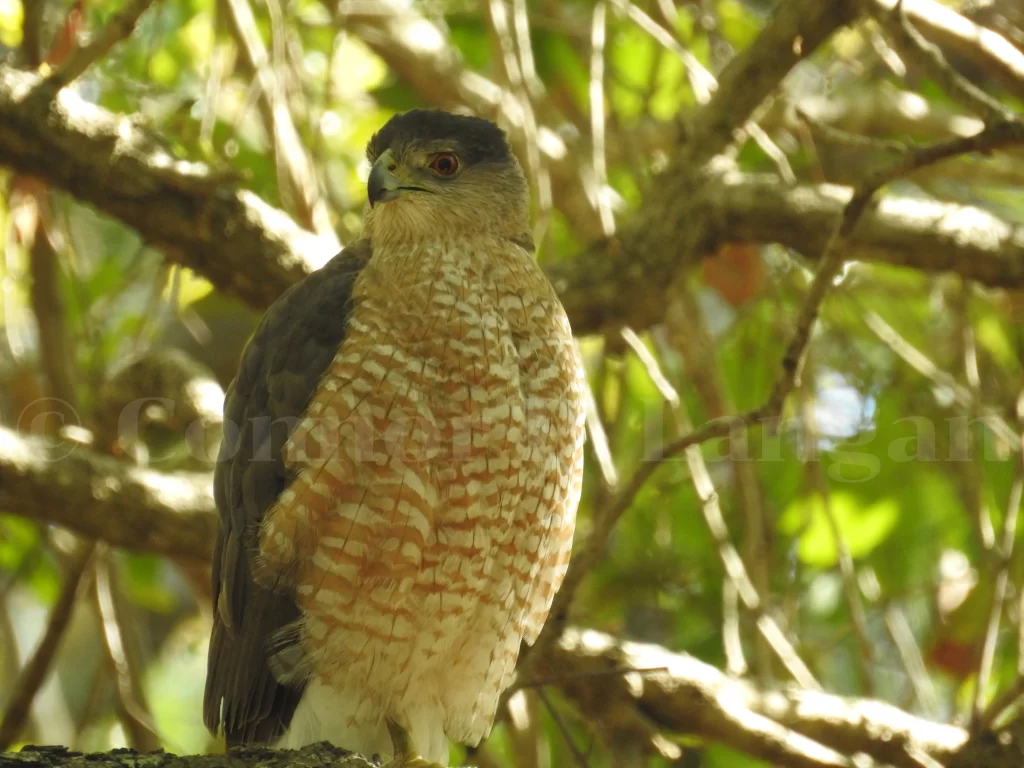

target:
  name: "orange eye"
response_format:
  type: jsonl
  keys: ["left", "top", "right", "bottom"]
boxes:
{"left": 429, "top": 153, "right": 460, "bottom": 176}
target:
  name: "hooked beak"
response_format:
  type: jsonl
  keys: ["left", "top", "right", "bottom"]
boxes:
{"left": 367, "top": 149, "right": 425, "bottom": 208}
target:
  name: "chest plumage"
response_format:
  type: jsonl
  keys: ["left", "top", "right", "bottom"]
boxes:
{"left": 256, "top": 235, "right": 585, "bottom": 755}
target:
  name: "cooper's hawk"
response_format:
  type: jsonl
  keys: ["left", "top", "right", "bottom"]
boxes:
{"left": 203, "top": 109, "right": 586, "bottom": 766}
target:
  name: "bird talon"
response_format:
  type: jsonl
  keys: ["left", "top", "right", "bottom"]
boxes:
{"left": 384, "top": 717, "right": 446, "bottom": 768}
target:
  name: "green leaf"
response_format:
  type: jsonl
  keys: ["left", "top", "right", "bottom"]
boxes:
{"left": 119, "top": 553, "right": 176, "bottom": 613}
{"left": 0, "top": 514, "right": 39, "bottom": 571}
{"left": 780, "top": 491, "right": 900, "bottom": 568}
{"left": 448, "top": 16, "right": 493, "bottom": 72}
{"left": 976, "top": 312, "right": 1020, "bottom": 374}
{"left": 717, "top": 0, "right": 762, "bottom": 50}
{"left": 0, "top": 0, "right": 21, "bottom": 48}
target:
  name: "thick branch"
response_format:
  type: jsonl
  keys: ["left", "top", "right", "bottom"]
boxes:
{"left": 543, "top": 629, "right": 967, "bottom": 768}
{"left": 559, "top": 170, "right": 1024, "bottom": 334}
{"left": 2, "top": 744, "right": 373, "bottom": 767}
{"left": 0, "top": 66, "right": 334, "bottom": 312}
{"left": 0, "top": 428, "right": 216, "bottom": 563}
{"left": 681, "top": 0, "right": 860, "bottom": 167}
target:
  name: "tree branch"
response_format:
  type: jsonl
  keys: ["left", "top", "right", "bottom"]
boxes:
{"left": 2, "top": 743, "right": 374, "bottom": 767}
{"left": 680, "top": 0, "right": 860, "bottom": 168}
{"left": 0, "top": 427, "right": 216, "bottom": 563}
{"left": 544, "top": 629, "right": 968, "bottom": 768}
{"left": 560, "top": 169, "right": 1024, "bottom": 335}
{"left": 0, "top": 66, "right": 334, "bottom": 312}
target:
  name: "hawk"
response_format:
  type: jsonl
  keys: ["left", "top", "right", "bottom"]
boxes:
{"left": 203, "top": 109, "right": 586, "bottom": 767}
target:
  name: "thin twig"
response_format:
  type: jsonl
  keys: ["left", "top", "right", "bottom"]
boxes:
{"left": 621, "top": 328, "right": 678, "bottom": 406}
{"left": 679, "top": 390, "right": 820, "bottom": 689}
{"left": 484, "top": 0, "right": 553, "bottom": 246}
{"left": 511, "top": 0, "right": 543, "bottom": 98}
{"left": 624, "top": 326, "right": 816, "bottom": 688}
{"left": 222, "top": 0, "right": 337, "bottom": 243}
{"left": 858, "top": 120, "right": 1024, "bottom": 187}
{"left": 795, "top": 106, "right": 909, "bottom": 153}
{"left": 971, "top": 461, "right": 1024, "bottom": 729}
{"left": 536, "top": 688, "right": 591, "bottom": 768}
{"left": 45, "top": 0, "right": 163, "bottom": 87}
{"left": 722, "top": 581, "right": 748, "bottom": 676}
{"left": 616, "top": 0, "right": 715, "bottom": 103}
{"left": 949, "top": 283, "right": 998, "bottom": 552}
{"left": 581, "top": 364, "right": 618, "bottom": 490}
{"left": 657, "top": 291, "right": 773, "bottom": 679}
{"left": 588, "top": 1, "right": 614, "bottom": 236}
{"left": 0, "top": 542, "right": 97, "bottom": 750}
{"left": 94, "top": 550, "right": 162, "bottom": 751}
{"left": 860, "top": 309, "right": 1019, "bottom": 451}
{"left": 616, "top": 0, "right": 794, "bottom": 181}
{"left": 861, "top": 567, "right": 940, "bottom": 718}
{"left": 801, "top": 382, "right": 875, "bottom": 695}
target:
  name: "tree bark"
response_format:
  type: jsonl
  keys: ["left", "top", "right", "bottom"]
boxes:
{"left": 0, "top": 743, "right": 375, "bottom": 768}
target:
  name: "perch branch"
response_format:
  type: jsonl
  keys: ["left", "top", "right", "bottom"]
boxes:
{"left": 2, "top": 744, "right": 374, "bottom": 768}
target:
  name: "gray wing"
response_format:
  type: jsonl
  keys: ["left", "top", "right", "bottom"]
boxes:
{"left": 203, "top": 241, "right": 371, "bottom": 746}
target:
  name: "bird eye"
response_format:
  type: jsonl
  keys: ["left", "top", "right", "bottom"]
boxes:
{"left": 429, "top": 153, "right": 460, "bottom": 176}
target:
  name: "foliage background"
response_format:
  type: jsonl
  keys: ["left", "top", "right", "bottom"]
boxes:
{"left": 1, "top": 0, "right": 1024, "bottom": 766}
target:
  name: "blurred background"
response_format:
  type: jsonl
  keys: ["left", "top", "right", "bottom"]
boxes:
{"left": 1, "top": 0, "right": 1024, "bottom": 766}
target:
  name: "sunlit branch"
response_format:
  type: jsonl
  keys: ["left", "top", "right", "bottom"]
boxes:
{"left": 0, "top": 428, "right": 216, "bottom": 563}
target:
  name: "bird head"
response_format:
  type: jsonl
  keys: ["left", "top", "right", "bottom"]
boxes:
{"left": 362, "top": 109, "right": 531, "bottom": 248}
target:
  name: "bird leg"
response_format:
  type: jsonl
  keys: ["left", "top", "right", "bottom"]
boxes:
{"left": 384, "top": 716, "right": 446, "bottom": 768}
